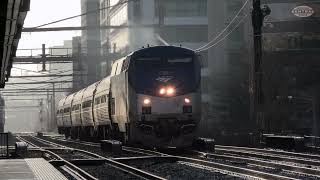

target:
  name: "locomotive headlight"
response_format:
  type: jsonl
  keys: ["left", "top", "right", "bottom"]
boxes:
{"left": 184, "top": 98, "right": 191, "bottom": 104}
{"left": 143, "top": 98, "right": 151, "bottom": 105}
{"left": 166, "top": 87, "right": 175, "bottom": 96}
{"left": 159, "top": 88, "right": 166, "bottom": 95}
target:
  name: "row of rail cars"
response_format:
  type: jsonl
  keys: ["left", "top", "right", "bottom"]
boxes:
{"left": 57, "top": 46, "right": 201, "bottom": 148}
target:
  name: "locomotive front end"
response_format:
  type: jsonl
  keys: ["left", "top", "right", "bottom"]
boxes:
{"left": 129, "top": 46, "right": 201, "bottom": 148}
{"left": 137, "top": 93, "right": 201, "bottom": 148}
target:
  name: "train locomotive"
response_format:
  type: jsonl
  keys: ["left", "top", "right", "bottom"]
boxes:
{"left": 57, "top": 46, "right": 201, "bottom": 148}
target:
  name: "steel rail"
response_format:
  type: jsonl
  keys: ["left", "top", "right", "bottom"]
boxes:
{"left": 50, "top": 137, "right": 100, "bottom": 147}
{"left": 216, "top": 145, "right": 320, "bottom": 161}
{"left": 215, "top": 147, "right": 320, "bottom": 167}
{"left": 47, "top": 136, "right": 295, "bottom": 179}
{"left": 31, "top": 136, "right": 109, "bottom": 162}
{"left": 172, "top": 155, "right": 296, "bottom": 180}
{"left": 43, "top": 150, "right": 98, "bottom": 180}
{"left": 50, "top": 137, "right": 165, "bottom": 156}
{"left": 36, "top": 136, "right": 166, "bottom": 180}
{"left": 113, "top": 155, "right": 176, "bottom": 162}
{"left": 123, "top": 146, "right": 168, "bottom": 156}
{"left": 31, "top": 135, "right": 68, "bottom": 148}
{"left": 192, "top": 150, "right": 320, "bottom": 178}
{"left": 17, "top": 136, "right": 98, "bottom": 180}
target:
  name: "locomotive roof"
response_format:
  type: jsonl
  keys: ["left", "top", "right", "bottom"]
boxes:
{"left": 129, "top": 46, "right": 195, "bottom": 58}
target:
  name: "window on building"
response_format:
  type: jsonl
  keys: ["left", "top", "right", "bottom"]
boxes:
{"left": 155, "top": 0, "right": 207, "bottom": 17}
{"left": 133, "top": 0, "right": 141, "bottom": 23}
{"left": 160, "top": 26, "right": 207, "bottom": 43}
{"left": 226, "top": 1, "right": 242, "bottom": 14}
{"left": 227, "top": 27, "right": 245, "bottom": 49}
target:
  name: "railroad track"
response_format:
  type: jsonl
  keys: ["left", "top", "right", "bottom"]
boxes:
{"left": 215, "top": 145, "right": 320, "bottom": 168}
{"left": 36, "top": 135, "right": 307, "bottom": 179}
{"left": 17, "top": 136, "right": 98, "bottom": 180}
{"left": 216, "top": 145, "right": 320, "bottom": 161}
{"left": 18, "top": 135, "right": 165, "bottom": 180}
{"left": 18, "top": 134, "right": 320, "bottom": 179}
{"left": 48, "top": 136, "right": 167, "bottom": 157}
{"left": 191, "top": 150, "right": 320, "bottom": 179}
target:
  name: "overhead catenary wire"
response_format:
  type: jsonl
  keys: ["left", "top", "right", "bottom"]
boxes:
{"left": 11, "top": 67, "right": 74, "bottom": 83}
{"left": 13, "top": 67, "right": 48, "bottom": 75}
{"left": 12, "top": 67, "right": 74, "bottom": 77}
{"left": 2, "top": 79, "right": 73, "bottom": 95}
{"left": 197, "top": 13, "right": 250, "bottom": 53}
{"left": 28, "top": 0, "right": 136, "bottom": 29}
{"left": 13, "top": 66, "right": 74, "bottom": 75}
{"left": 196, "top": 0, "right": 249, "bottom": 52}
{"left": 8, "top": 66, "right": 74, "bottom": 94}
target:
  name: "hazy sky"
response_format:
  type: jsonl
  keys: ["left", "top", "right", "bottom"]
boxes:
{"left": 5, "top": 0, "right": 81, "bottom": 132}
{"left": 18, "top": 0, "right": 81, "bottom": 50}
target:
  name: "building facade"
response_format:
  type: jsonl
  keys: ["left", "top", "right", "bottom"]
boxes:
{"left": 261, "top": 0, "right": 320, "bottom": 136}
{"left": 205, "top": 0, "right": 252, "bottom": 142}
{"left": 205, "top": 0, "right": 320, "bottom": 143}
{"left": 100, "top": 0, "right": 208, "bottom": 73}
{"left": 81, "top": 0, "right": 101, "bottom": 85}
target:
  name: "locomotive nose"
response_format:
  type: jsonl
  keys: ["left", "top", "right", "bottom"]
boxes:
{"left": 155, "top": 119, "right": 180, "bottom": 138}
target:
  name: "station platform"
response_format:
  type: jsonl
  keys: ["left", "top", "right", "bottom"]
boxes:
{"left": 0, "top": 158, "right": 67, "bottom": 180}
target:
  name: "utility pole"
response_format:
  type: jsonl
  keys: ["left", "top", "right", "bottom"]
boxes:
{"left": 39, "top": 99, "right": 44, "bottom": 131}
{"left": 46, "top": 90, "right": 50, "bottom": 131}
{"left": 251, "top": 0, "right": 270, "bottom": 142}
{"left": 41, "top": 44, "right": 47, "bottom": 71}
{"left": 51, "top": 82, "right": 56, "bottom": 132}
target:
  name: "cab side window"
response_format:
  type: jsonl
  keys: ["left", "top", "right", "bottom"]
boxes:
{"left": 121, "top": 59, "right": 130, "bottom": 72}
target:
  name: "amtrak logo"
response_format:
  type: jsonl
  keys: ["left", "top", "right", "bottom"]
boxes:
{"left": 292, "top": 6, "right": 314, "bottom": 18}
{"left": 156, "top": 76, "right": 172, "bottom": 83}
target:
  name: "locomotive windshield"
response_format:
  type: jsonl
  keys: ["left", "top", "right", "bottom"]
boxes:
{"left": 129, "top": 56, "right": 200, "bottom": 96}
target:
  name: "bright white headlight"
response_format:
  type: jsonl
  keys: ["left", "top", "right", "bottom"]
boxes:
{"left": 159, "top": 88, "right": 166, "bottom": 95}
{"left": 166, "top": 87, "right": 175, "bottom": 96}
{"left": 143, "top": 98, "right": 151, "bottom": 105}
{"left": 184, "top": 98, "right": 191, "bottom": 104}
